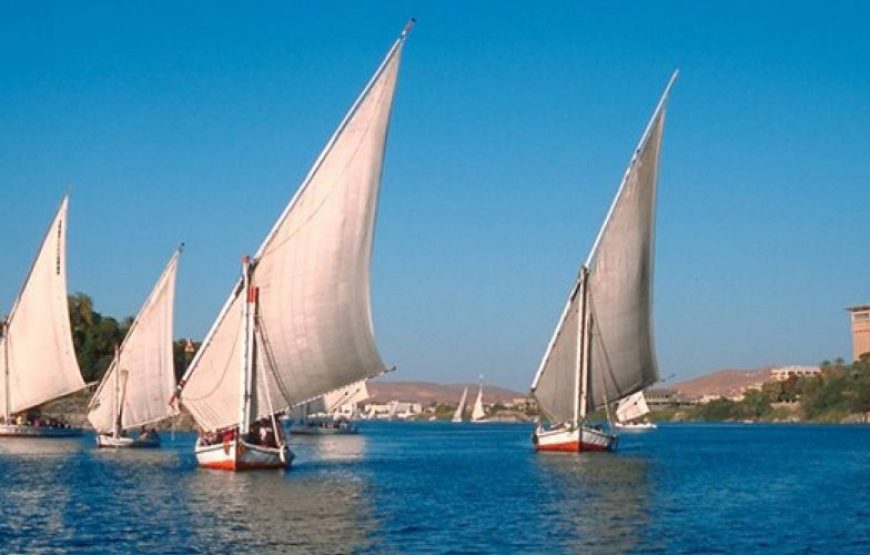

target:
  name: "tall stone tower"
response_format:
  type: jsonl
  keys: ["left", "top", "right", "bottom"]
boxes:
{"left": 847, "top": 305, "right": 870, "bottom": 360}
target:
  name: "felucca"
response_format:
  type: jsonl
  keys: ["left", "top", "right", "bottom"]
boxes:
{"left": 471, "top": 380, "right": 487, "bottom": 423}
{"left": 87, "top": 246, "right": 182, "bottom": 447}
{"left": 614, "top": 391, "right": 657, "bottom": 432}
{"left": 451, "top": 387, "right": 468, "bottom": 423}
{"left": 172, "top": 20, "right": 414, "bottom": 471}
{"left": 287, "top": 379, "right": 369, "bottom": 435}
{"left": 530, "top": 72, "right": 677, "bottom": 452}
{"left": 0, "top": 195, "right": 85, "bottom": 437}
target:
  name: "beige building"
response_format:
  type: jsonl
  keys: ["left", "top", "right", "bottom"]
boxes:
{"left": 770, "top": 366, "right": 820, "bottom": 381}
{"left": 847, "top": 305, "right": 870, "bottom": 361}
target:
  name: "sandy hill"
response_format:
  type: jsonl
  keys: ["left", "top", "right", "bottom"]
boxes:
{"left": 367, "top": 381, "right": 525, "bottom": 405}
{"left": 671, "top": 367, "right": 774, "bottom": 398}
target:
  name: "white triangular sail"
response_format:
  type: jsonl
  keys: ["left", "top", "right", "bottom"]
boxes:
{"left": 531, "top": 73, "right": 676, "bottom": 424}
{"left": 471, "top": 384, "right": 485, "bottom": 422}
{"left": 1, "top": 195, "right": 84, "bottom": 416}
{"left": 451, "top": 386, "right": 468, "bottom": 423}
{"left": 177, "top": 23, "right": 411, "bottom": 432}
{"left": 87, "top": 248, "right": 181, "bottom": 432}
{"left": 322, "top": 380, "right": 370, "bottom": 414}
{"left": 616, "top": 391, "right": 650, "bottom": 423}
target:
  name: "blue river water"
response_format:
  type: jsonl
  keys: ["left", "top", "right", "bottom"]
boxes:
{"left": 0, "top": 422, "right": 869, "bottom": 554}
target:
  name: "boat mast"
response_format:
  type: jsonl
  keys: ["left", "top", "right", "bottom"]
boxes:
{"left": 3, "top": 320, "right": 10, "bottom": 421}
{"left": 574, "top": 267, "right": 590, "bottom": 426}
{"left": 112, "top": 345, "right": 120, "bottom": 438}
{"left": 239, "top": 256, "right": 256, "bottom": 437}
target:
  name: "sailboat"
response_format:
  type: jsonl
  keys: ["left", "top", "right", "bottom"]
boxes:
{"left": 287, "top": 379, "right": 369, "bottom": 435}
{"left": 171, "top": 20, "right": 414, "bottom": 471}
{"left": 471, "top": 381, "right": 487, "bottom": 423}
{"left": 0, "top": 195, "right": 85, "bottom": 437}
{"left": 530, "top": 72, "right": 677, "bottom": 452}
{"left": 451, "top": 386, "right": 468, "bottom": 423}
{"left": 614, "top": 390, "right": 656, "bottom": 431}
{"left": 87, "top": 247, "right": 182, "bottom": 448}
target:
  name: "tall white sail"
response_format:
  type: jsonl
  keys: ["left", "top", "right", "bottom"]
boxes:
{"left": 615, "top": 391, "right": 650, "bottom": 423}
{"left": 584, "top": 78, "right": 673, "bottom": 411}
{"left": 178, "top": 23, "right": 411, "bottom": 432}
{"left": 530, "top": 73, "right": 676, "bottom": 423}
{"left": 0, "top": 195, "right": 84, "bottom": 416}
{"left": 471, "top": 385, "right": 485, "bottom": 421}
{"left": 451, "top": 386, "right": 468, "bottom": 423}
{"left": 87, "top": 248, "right": 181, "bottom": 432}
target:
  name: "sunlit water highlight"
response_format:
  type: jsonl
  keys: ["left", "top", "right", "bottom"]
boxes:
{"left": 0, "top": 422, "right": 869, "bottom": 553}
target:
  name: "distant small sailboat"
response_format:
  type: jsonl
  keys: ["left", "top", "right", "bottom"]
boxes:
{"left": 171, "top": 20, "right": 414, "bottom": 471}
{"left": 530, "top": 72, "right": 677, "bottom": 452}
{"left": 87, "top": 247, "right": 182, "bottom": 448}
{"left": 288, "top": 380, "right": 369, "bottom": 435}
{"left": 451, "top": 386, "right": 469, "bottom": 423}
{"left": 0, "top": 195, "right": 85, "bottom": 438}
{"left": 471, "top": 381, "right": 487, "bottom": 423}
{"left": 614, "top": 391, "right": 657, "bottom": 432}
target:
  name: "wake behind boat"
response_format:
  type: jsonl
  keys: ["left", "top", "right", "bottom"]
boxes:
{"left": 87, "top": 246, "right": 182, "bottom": 448}
{"left": 0, "top": 195, "right": 85, "bottom": 438}
{"left": 172, "top": 20, "right": 414, "bottom": 471}
{"left": 530, "top": 72, "right": 677, "bottom": 452}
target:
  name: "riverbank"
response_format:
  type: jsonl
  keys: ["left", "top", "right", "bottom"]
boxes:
{"left": 39, "top": 389, "right": 198, "bottom": 431}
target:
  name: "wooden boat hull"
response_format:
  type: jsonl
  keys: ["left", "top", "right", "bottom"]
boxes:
{"left": 533, "top": 425, "right": 617, "bottom": 452}
{"left": 0, "top": 424, "right": 83, "bottom": 438}
{"left": 195, "top": 437, "right": 294, "bottom": 471}
{"left": 96, "top": 432, "right": 161, "bottom": 448}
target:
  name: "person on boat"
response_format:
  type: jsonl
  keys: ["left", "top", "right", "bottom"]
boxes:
{"left": 221, "top": 427, "right": 235, "bottom": 444}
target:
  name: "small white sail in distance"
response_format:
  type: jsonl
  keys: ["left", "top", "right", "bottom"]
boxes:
{"left": 87, "top": 246, "right": 182, "bottom": 433}
{"left": 471, "top": 382, "right": 486, "bottom": 422}
{"left": 615, "top": 391, "right": 651, "bottom": 424}
{"left": 452, "top": 386, "right": 469, "bottom": 423}
{"left": 0, "top": 194, "right": 84, "bottom": 417}
{"left": 174, "top": 20, "right": 414, "bottom": 433}
{"left": 530, "top": 71, "right": 678, "bottom": 425}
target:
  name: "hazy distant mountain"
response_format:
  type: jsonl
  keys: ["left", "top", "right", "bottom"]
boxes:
{"left": 671, "top": 367, "right": 775, "bottom": 398}
{"left": 367, "top": 380, "right": 525, "bottom": 405}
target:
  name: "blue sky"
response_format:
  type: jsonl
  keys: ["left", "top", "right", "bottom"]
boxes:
{"left": 1, "top": 2, "right": 868, "bottom": 390}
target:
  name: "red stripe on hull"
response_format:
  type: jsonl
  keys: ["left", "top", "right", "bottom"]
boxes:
{"left": 537, "top": 441, "right": 581, "bottom": 452}
{"left": 536, "top": 441, "right": 613, "bottom": 452}
{"left": 199, "top": 460, "right": 288, "bottom": 471}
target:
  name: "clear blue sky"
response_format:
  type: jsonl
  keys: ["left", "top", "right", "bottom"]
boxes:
{"left": 1, "top": 2, "right": 868, "bottom": 390}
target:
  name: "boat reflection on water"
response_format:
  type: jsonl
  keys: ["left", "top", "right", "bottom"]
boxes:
{"left": 0, "top": 437, "right": 79, "bottom": 552}
{"left": 184, "top": 465, "right": 375, "bottom": 553}
{"left": 0, "top": 436, "right": 83, "bottom": 456}
{"left": 289, "top": 428, "right": 369, "bottom": 464}
{"left": 534, "top": 452, "right": 658, "bottom": 553}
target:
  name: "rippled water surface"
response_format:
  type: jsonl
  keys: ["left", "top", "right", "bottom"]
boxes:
{"left": 1, "top": 422, "right": 869, "bottom": 553}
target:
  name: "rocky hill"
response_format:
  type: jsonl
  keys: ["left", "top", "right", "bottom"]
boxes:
{"left": 671, "top": 367, "right": 774, "bottom": 398}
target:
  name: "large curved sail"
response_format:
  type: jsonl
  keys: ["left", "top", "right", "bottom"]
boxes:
{"left": 0, "top": 195, "right": 84, "bottom": 415}
{"left": 87, "top": 248, "right": 180, "bottom": 432}
{"left": 179, "top": 24, "right": 410, "bottom": 432}
{"left": 584, "top": 75, "right": 676, "bottom": 411}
